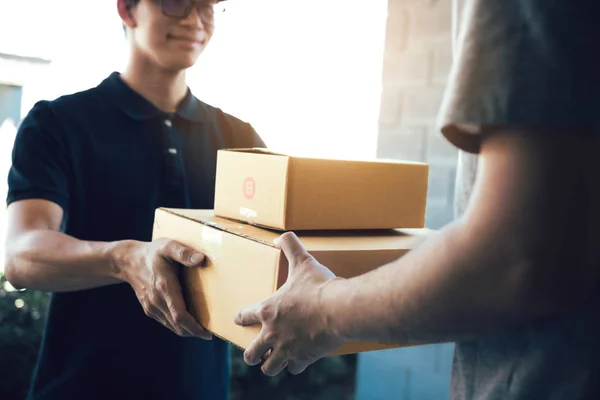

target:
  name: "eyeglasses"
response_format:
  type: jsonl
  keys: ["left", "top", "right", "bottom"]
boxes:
{"left": 158, "top": 0, "right": 225, "bottom": 20}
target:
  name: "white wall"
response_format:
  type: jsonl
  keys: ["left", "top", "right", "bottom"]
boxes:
{"left": 2, "top": 0, "right": 388, "bottom": 161}
{"left": 189, "top": 0, "right": 388, "bottom": 159}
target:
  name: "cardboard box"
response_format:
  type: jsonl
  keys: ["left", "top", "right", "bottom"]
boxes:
{"left": 214, "top": 148, "right": 429, "bottom": 231}
{"left": 152, "top": 208, "right": 432, "bottom": 356}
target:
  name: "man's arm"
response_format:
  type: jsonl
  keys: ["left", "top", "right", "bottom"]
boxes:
{"left": 324, "top": 130, "right": 600, "bottom": 344}
{"left": 4, "top": 199, "right": 121, "bottom": 291}
{"left": 5, "top": 100, "right": 211, "bottom": 339}
{"left": 235, "top": 129, "right": 600, "bottom": 375}
{"left": 4, "top": 199, "right": 211, "bottom": 339}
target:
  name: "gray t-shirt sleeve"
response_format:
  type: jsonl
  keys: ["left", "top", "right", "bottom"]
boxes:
{"left": 438, "top": 0, "right": 600, "bottom": 154}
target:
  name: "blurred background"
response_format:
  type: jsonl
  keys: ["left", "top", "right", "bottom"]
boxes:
{"left": 0, "top": 0, "right": 458, "bottom": 398}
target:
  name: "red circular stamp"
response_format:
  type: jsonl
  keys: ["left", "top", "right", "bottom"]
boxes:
{"left": 243, "top": 177, "right": 256, "bottom": 200}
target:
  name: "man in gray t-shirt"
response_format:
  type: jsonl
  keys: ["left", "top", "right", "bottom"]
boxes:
{"left": 445, "top": 1, "right": 600, "bottom": 398}
{"left": 233, "top": 1, "right": 600, "bottom": 399}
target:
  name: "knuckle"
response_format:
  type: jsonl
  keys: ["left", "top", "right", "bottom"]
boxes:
{"left": 263, "top": 330, "right": 278, "bottom": 344}
{"left": 154, "top": 238, "right": 169, "bottom": 252}
{"left": 142, "top": 303, "right": 153, "bottom": 317}
{"left": 178, "top": 246, "right": 189, "bottom": 261}
{"left": 155, "top": 277, "right": 169, "bottom": 293}
{"left": 146, "top": 292, "right": 161, "bottom": 308}
{"left": 142, "top": 302, "right": 158, "bottom": 318}
{"left": 138, "top": 294, "right": 149, "bottom": 310}
{"left": 172, "top": 313, "right": 186, "bottom": 327}
{"left": 160, "top": 239, "right": 176, "bottom": 254}
{"left": 258, "top": 303, "right": 276, "bottom": 321}
{"left": 296, "top": 252, "right": 315, "bottom": 266}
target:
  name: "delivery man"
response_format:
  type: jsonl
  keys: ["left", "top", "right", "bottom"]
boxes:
{"left": 234, "top": 1, "right": 600, "bottom": 399}
{"left": 4, "top": 0, "right": 264, "bottom": 399}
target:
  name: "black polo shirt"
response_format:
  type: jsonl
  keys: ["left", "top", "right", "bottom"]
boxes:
{"left": 7, "top": 72, "right": 265, "bottom": 400}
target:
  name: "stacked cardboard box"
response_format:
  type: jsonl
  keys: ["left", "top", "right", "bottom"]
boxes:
{"left": 152, "top": 148, "right": 431, "bottom": 356}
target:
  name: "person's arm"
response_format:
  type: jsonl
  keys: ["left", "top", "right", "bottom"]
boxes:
{"left": 235, "top": 129, "right": 600, "bottom": 375}
{"left": 4, "top": 199, "right": 211, "bottom": 340}
{"left": 322, "top": 130, "right": 599, "bottom": 344}
{"left": 4, "top": 199, "right": 121, "bottom": 291}
{"left": 4, "top": 101, "right": 210, "bottom": 339}
{"left": 235, "top": 0, "right": 600, "bottom": 376}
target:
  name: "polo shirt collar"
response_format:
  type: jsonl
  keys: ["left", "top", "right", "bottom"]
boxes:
{"left": 99, "top": 71, "right": 207, "bottom": 122}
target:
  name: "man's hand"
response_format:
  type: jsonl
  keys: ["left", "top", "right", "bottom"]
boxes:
{"left": 113, "top": 238, "right": 212, "bottom": 340}
{"left": 234, "top": 232, "right": 347, "bottom": 376}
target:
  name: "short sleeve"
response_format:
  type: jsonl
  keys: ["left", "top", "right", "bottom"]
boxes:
{"left": 247, "top": 123, "right": 267, "bottom": 149}
{"left": 7, "top": 101, "right": 71, "bottom": 211}
{"left": 438, "top": 0, "right": 600, "bottom": 153}
{"left": 215, "top": 108, "right": 267, "bottom": 149}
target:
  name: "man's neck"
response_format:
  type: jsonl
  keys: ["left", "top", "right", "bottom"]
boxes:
{"left": 120, "top": 56, "right": 188, "bottom": 113}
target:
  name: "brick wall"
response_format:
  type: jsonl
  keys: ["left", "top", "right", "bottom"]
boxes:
{"left": 377, "top": 0, "right": 457, "bottom": 229}
{"left": 356, "top": 8, "right": 457, "bottom": 399}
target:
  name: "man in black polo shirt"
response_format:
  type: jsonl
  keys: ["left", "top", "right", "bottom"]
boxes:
{"left": 3, "top": 0, "right": 264, "bottom": 399}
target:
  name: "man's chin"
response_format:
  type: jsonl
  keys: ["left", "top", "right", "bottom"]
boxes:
{"left": 162, "top": 56, "right": 202, "bottom": 72}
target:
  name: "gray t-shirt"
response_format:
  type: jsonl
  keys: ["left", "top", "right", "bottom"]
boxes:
{"left": 438, "top": 0, "right": 600, "bottom": 399}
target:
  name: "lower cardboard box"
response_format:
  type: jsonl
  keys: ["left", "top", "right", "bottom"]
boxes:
{"left": 152, "top": 208, "right": 433, "bottom": 356}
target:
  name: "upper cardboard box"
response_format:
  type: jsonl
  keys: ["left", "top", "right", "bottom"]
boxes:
{"left": 152, "top": 208, "right": 434, "bottom": 356}
{"left": 213, "top": 148, "right": 429, "bottom": 231}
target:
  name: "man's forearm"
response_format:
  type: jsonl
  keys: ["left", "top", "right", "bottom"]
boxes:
{"left": 318, "top": 132, "right": 599, "bottom": 346}
{"left": 322, "top": 220, "right": 565, "bottom": 345}
{"left": 4, "top": 229, "right": 125, "bottom": 292}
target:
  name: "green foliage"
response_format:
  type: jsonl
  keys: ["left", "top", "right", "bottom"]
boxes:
{"left": 0, "top": 272, "right": 50, "bottom": 400}
{"left": 0, "top": 272, "right": 357, "bottom": 399}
